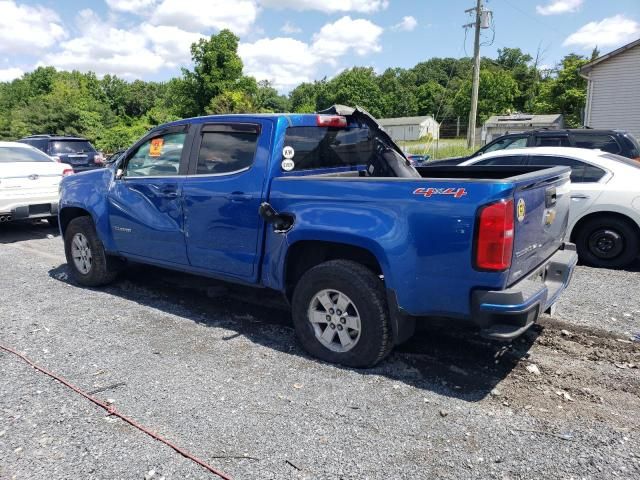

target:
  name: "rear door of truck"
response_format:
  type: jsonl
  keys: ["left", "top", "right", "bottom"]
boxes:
{"left": 507, "top": 166, "right": 571, "bottom": 285}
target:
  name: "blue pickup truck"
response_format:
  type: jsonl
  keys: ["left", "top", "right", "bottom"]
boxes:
{"left": 58, "top": 106, "right": 578, "bottom": 367}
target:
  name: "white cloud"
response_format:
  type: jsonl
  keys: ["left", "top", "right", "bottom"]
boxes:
{"left": 140, "top": 24, "right": 206, "bottom": 64}
{"left": 105, "top": 0, "right": 157, "bottom": 13}
{"left": 311, "top": 16, "right": 383, "bottom": 57}
{"left": 0, "top": 0, "right": 66, "bottom": 54}
{"left": 281, "top": 21, "right": 302, "bottom": 34}
{"left": 239, "top": 37, "right": 318, "bottom": 90}
{"left": 260, "top": 0, "right": 388, "bottom": 13}
{"left": 239, "top": 16, "right": 383, "bottom": 91}
{"left": 536, "top": 0, "right": 582, "bottom": 16}
{"left": 150, "top": 0, "right": 258, "bottom": 34}
{"left": 392, "top": 15, "right": 417, "bottom": 32}
{"left": 0, "top": 67, "right": 24, "bottom": 82}
{"left": 41, "top": 9, "right": 202, "bottom": 78}
{"left": 563, "top": 14, "right": 640, "bottom": 49}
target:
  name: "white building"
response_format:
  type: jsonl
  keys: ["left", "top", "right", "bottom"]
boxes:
{"left": 580, "top": 38, "right": 640, "bottom": 139}
{"left": 377, "top": 116, "right": 440, "bottom": 141}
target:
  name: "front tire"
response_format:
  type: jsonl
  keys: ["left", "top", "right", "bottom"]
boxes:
{"left": 292, "top": 260, "right": 392, "bottom": 368}
{"left": 575, "top": 217, "right": 639, "bottom": 268}
{"left": 64, "top": 216, "right": 119, "bottom": 286}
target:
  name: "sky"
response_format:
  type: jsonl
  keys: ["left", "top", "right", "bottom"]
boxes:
{"left": 0, "top": 0, "right": 639, "bottom": 92}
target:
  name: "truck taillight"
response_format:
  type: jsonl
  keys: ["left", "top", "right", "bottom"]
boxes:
{"left": 316, "top": 115, "right": 347, "bottom": 128}
{"left": 62, "top": 168, "right": 74, "bottom": 177}
{"left": 475, "top": 199, "right": 514, "bottom": 271}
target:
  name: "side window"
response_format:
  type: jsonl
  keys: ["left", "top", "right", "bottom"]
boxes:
{"left": 475, "top": 155, "right": 526, "bottom": 166}
{"left": 195, "top": 126, "right": 258, "bottom": 175}
{"left": 482, "top": 136, "right": 527, "bottom": 154}
{"left": 125, "top": 132, "right": 186, "bottom": 177}
{"left": 572, "top": 133, "right": 621, "bottom": 154}
{"left": 534, "top": 136, "right": 570, "bottom": 147}
{"left": 527, "top": 155, "right": 605, "bottom": 183}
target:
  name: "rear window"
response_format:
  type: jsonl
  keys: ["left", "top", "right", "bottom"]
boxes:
{"left": 534, "top": 136, "right": 570, "bottom": 147}
{"left": 196, "top": 129, "right": 258, "bottom": 175}
{"left": 602, "top": 153, "right": 640, "bottom": 169}
{"left": 481, "top": 136, "right": 527, "bottom": 154}
{"left": 49, "top": 140, "right": 96, "bottom": 154}
{"left": 572, "top": 133, "right": 621, "bottom": 154}
{"left": 283, "top": 127, "right": 375, "bottom": 171}
{"left": 0, "top": 146, "right": 54, "bottom": 163}
{"left": 527, "top": 155, "right": 606, "bottom": 183}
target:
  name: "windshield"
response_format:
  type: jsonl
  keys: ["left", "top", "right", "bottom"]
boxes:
{"left": 49, "top": 140, "right": 96, "bottom": 154}
{"left": 283, "top": 125, "right": 418, "bottom": 177}
{"left": 0, "top": 146, "right": 54, "bottom": 163}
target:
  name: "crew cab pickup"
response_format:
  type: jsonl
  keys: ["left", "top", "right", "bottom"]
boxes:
{"left": 58, "top": 106, "right": 578, "bottom": 367}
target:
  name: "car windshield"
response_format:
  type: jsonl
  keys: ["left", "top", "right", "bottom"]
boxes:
{"left": 0, "top": 146, "right": 54, "bottom": 163}
{"left": 49, "top": 140, "right": 96, "bottom": 154}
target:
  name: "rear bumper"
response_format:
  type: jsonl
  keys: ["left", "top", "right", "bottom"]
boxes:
{"left": 0, "top": 195, "right": 59, "bottom": 221}
{"left": 471, "top": 243, "right": 578, "bottom": 340}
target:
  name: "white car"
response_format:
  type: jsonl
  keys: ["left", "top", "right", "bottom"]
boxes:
{"left": 460, "top": 147, "right": 640, "bottom": 268}
{"left": 0, "top": 141, "right": 73, "bottom": 226}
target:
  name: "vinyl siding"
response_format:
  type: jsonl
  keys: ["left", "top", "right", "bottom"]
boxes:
{"left": 585, "top": 44, "right": 640, "bottom": 139}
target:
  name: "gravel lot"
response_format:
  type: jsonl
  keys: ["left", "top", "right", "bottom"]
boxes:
{"left": 1, "top": 221, "right": 639, "bottom": 480}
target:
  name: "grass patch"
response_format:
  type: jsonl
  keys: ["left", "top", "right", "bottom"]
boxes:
{"left": 398, "top": 138, "right": 476, "bottom": 160}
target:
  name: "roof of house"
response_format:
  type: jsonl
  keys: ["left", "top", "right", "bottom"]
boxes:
{"left": 484, "top": 113, "right": 563, "bottom": 127}
{"left": 377, "top": 116, "right": 436, "bottom": 126}
{"left": 580, "top": 38, "right": 640, "bottom": 76}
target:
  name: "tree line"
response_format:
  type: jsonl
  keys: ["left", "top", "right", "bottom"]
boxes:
{"left": 0, "top": 30, "right": 592, "bottom": 153}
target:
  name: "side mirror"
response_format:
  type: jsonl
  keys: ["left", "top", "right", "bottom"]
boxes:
{"left": 115, "top": 168, "right": 124, "bottom": 179}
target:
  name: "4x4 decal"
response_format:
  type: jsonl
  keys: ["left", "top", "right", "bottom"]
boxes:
{"left": 413, "top": 187, "right": 467, "bottom": 199}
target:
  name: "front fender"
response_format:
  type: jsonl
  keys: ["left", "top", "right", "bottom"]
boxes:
{"left": 59, "top": 168, "right": 116, "bottom": 252}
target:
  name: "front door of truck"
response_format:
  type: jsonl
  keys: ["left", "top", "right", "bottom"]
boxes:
{"left": 182, "top": 120, "right": 272, "bottom": 282}
{"left": 108, "top": 126, "right": 191, "bottom": 265}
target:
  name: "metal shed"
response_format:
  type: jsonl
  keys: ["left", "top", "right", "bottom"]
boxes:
{"left": 377, "top": 116, "right": 440, "bottom": 141}
{"left": 482, "top": 113, "right": 564, "bottom": 144}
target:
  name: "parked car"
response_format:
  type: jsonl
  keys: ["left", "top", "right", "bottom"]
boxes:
{"left": 405, "top": 153, "right": 430, "bottom": 166}
{"left": 58, "top": 106, "right": 577, "bottom": 367}
{"left": 459, "top": 147, "right": 640, "bottom": 268}
{"left": 0, "top": 142, "right": 73, "bottom": 225}
{"left": 18, "top": 135, "right": 105, "bottom": 172}
{"left": 432, "top": 129, "right": 640, "bottom": 166}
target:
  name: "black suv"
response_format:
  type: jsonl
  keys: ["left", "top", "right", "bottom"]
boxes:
{"left": 18, "top": 135, "right": 104, "bottom": 172}
{"left": 434, "top": 129, "right": 640, "bottom": 165}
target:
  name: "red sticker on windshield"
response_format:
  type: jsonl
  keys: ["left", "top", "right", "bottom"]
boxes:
{"left": 413, "top": 187, "right": 467, "bottom": 199}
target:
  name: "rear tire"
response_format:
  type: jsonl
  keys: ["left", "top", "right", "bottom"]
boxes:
{"left": 292, "top": 260, "right": 392, "bottom": 368}
{"left": 64, "top": 216, "right": 120, "bottom": 286}
{"left": 575, "top": 216, "right": 639, "bottom": 268}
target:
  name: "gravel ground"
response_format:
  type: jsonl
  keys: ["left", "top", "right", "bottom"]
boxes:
{"left": 1, "top": 221, "right": 639, "bottom": 480}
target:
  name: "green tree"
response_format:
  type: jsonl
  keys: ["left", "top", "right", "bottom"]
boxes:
{"left": 180, "top": 30, "right": 246, "bottom": 116}
{"left": 320, "top": 67, "right": 384, "bottom": 117}
{"left": 532, "top": 54, "right": 588, "bottom": 127}
{"left": 453, "top": 69, "right": 520, "bottom": 123}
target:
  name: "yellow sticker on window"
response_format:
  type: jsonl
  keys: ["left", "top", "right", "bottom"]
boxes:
{"left": 149, "top": 138, "right": 164, "bottom": 157}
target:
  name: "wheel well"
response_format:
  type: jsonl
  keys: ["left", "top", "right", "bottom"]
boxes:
{"left": 285, "top": 241, "right": 382, "bottom": 299}
{"left": 59, "top": 207, "right": 92, "bottom": 235}
{"left": 570, "top": 211, "right": 640, "bottom": 242}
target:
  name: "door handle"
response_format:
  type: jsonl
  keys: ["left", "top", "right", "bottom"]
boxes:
{"left": 226, "top": 192, "right": 252, "bottom": 202}
{"left": 571, "top": 194, "right": 589, "bottom": 200}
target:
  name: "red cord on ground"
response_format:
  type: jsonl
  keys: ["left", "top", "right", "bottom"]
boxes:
{"left": 0, "top": 342, "right": 233, "bottom": 480}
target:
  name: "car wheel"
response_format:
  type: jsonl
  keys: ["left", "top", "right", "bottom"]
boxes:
{"left": 292, "top": 260, "right": 392, "bottom": 368}
{"left": 575, "top": 217, "right": 639, "bottom": 268}
{"left": 64, "top": 216, "right": 120, "bottom": 286}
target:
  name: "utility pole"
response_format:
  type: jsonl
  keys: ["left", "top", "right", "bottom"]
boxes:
{"left": 465, "top": 0, "right": 482, "bottom": 148}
